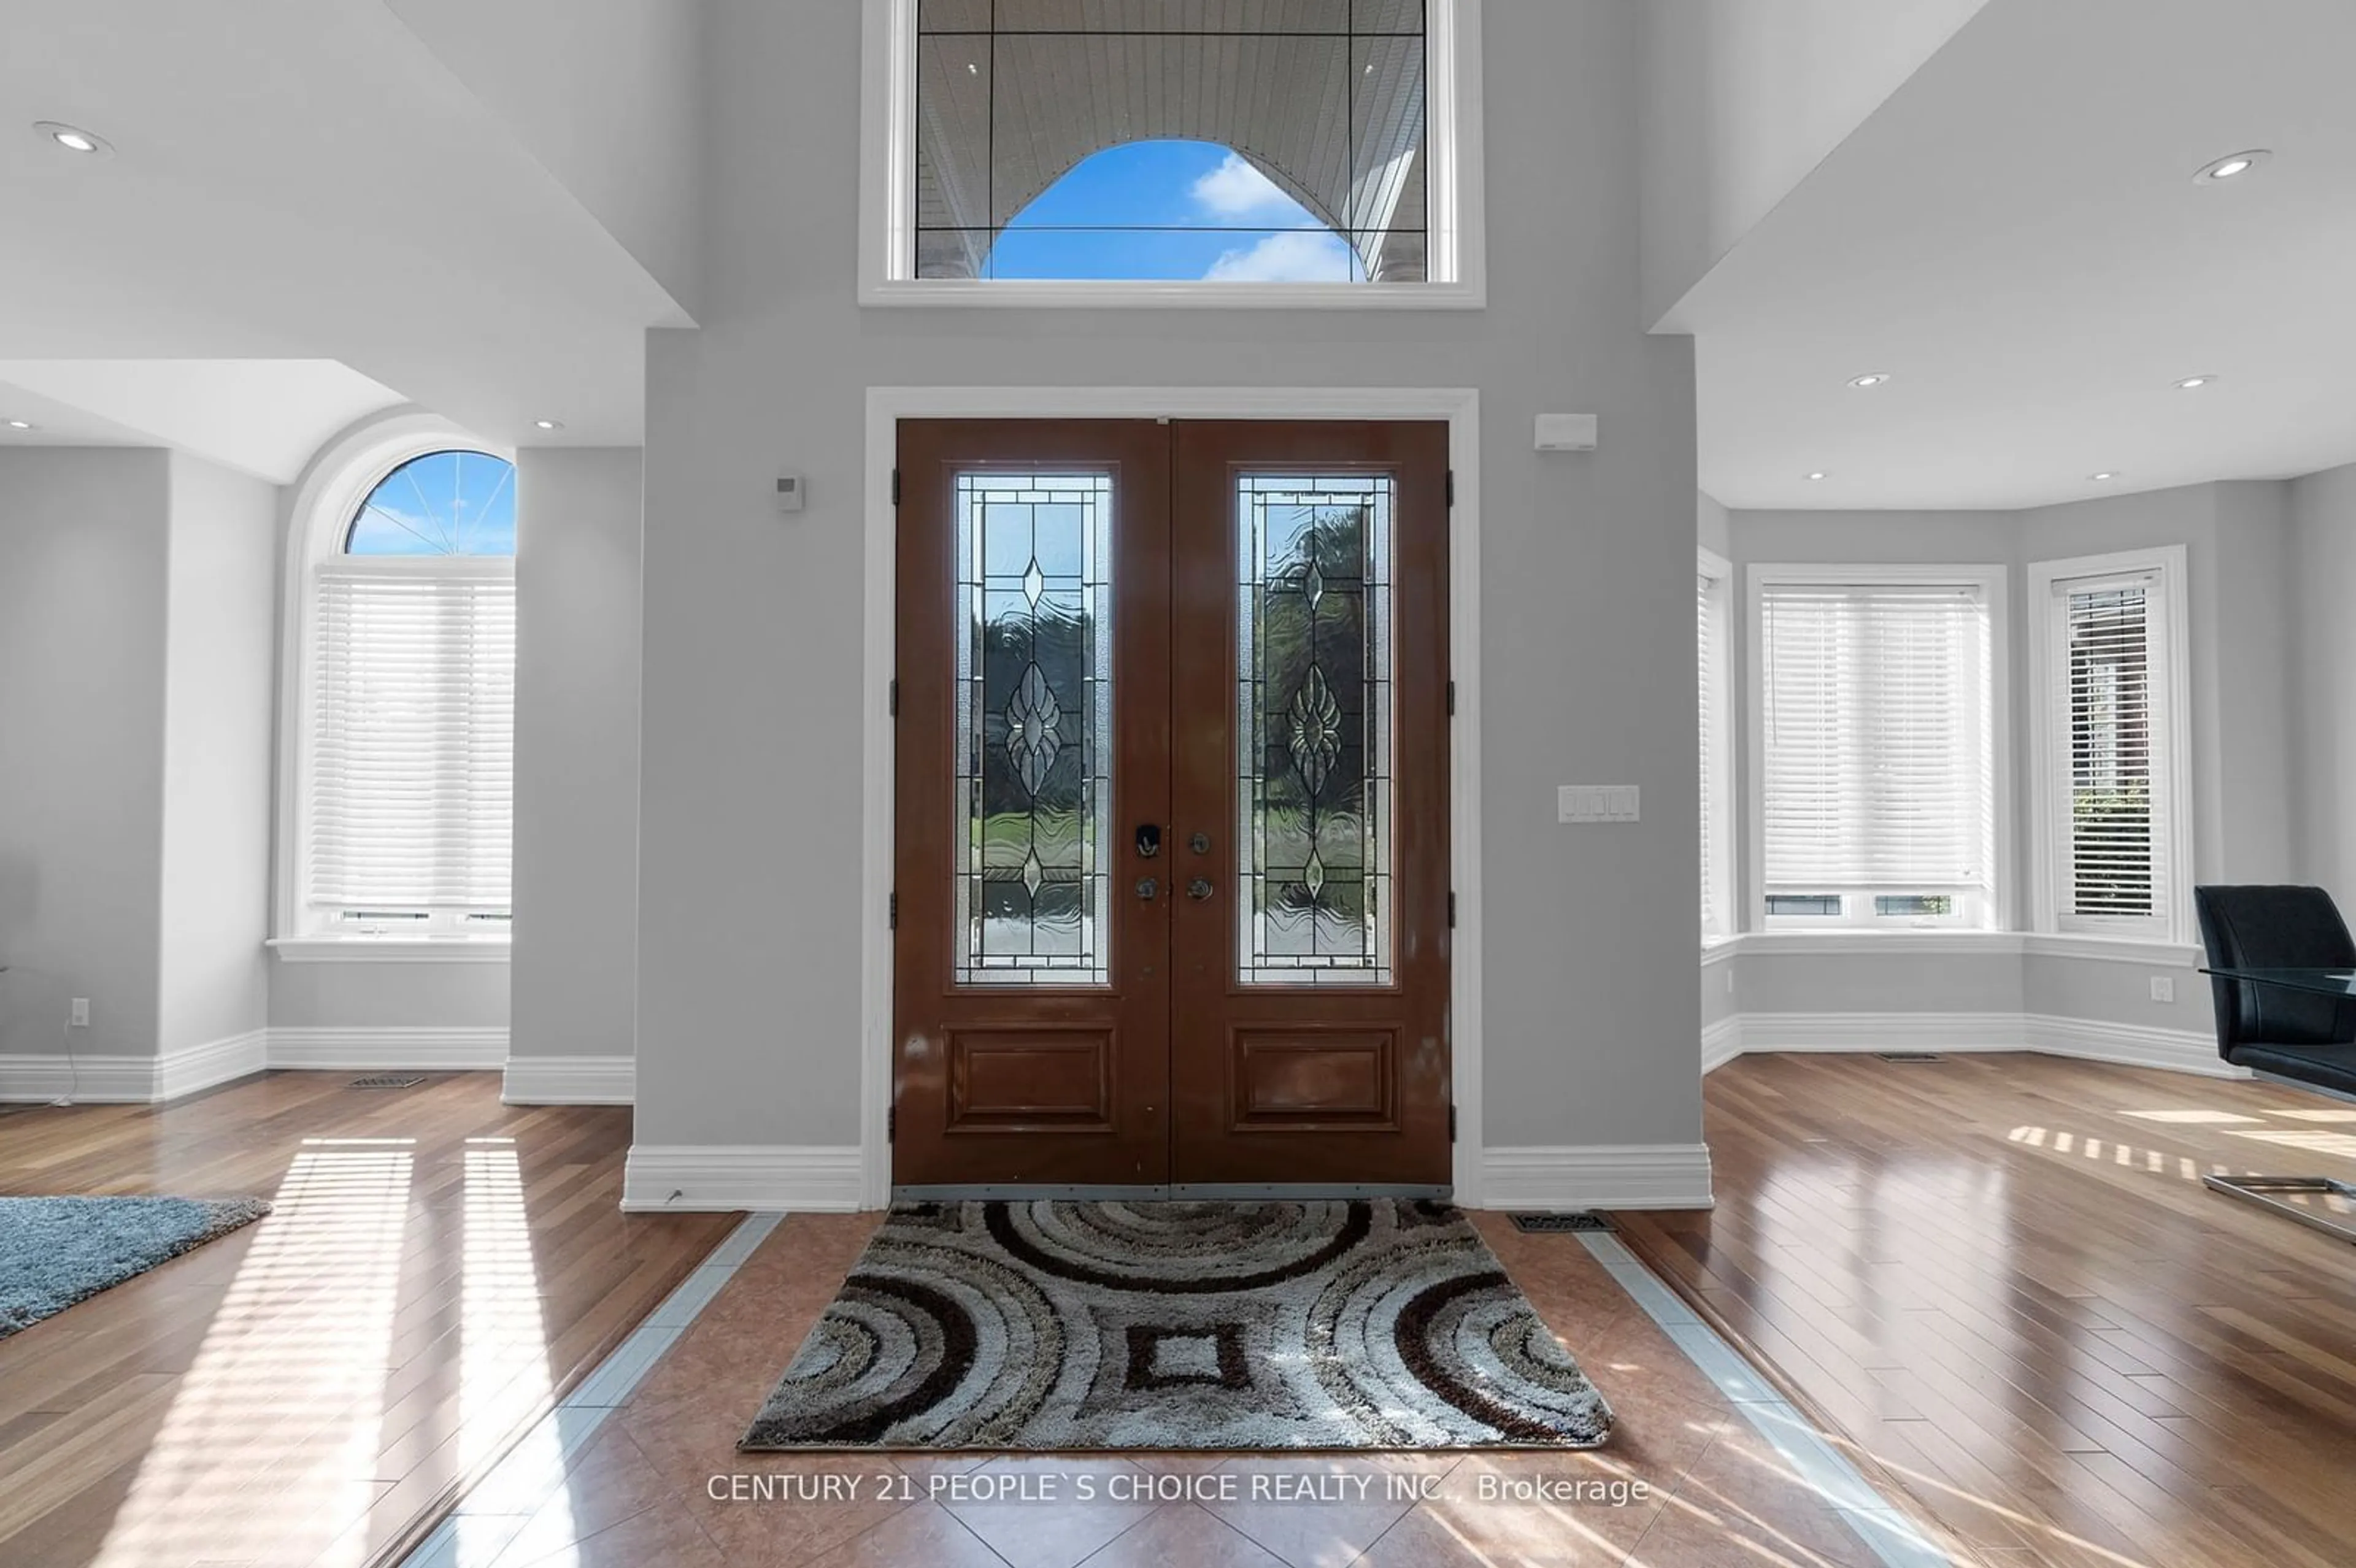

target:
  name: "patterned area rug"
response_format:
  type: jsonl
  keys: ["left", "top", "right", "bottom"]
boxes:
{"left": 741, "top": 1199, "right": 1614, "bottom": 1451}
{"left": 0, "top": 1195, "right": 271, "bottom": 1339}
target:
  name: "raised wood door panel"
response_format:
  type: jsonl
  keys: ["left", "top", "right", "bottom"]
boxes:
{"left": 893, "top": 420, "right": 1172, "bottom": 1187}
{"left": 1168, "top": 421, "right": 1452, "bottom": 1186}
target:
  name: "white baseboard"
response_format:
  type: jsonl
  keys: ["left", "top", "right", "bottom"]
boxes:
{"left": 1702, "top": 1010, "right": 2246, "bottom": 1081}
{"left": 0, "top": 1026, "right": 271, "bottom": 1104}
{"left": 1482, "top": 1143, "right": 1714, "bottom": 1212}
{"left": 2024, "top": 1014, "right": 2244, "bottom": 1079}
{"left": 504, "top": 1054, "right": 635, "bottom": 1105}
{"left": 1701, "top": 1017, "right": 1744, "bottom": 1075}
{"left": 159, "top": 1029, "right": 271, "bottom": 1099}
{"left": 265, "top": 1026, "right": 508, "bottom": 1072}
{"left": 622, "top": 1144, "right": 863, "bottom": 1213}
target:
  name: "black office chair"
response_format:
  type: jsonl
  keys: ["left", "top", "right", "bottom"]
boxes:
{"left": 2192, "top": 885, "right": 2356, "bottom": 1243}
{"left": 2194, "top": 885, "right": 2356, "bottom": 1095}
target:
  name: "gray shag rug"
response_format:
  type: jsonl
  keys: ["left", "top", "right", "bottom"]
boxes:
{"left": 0, "top": 1196, "right": 272, "bottom": 1339}
{"left": 742, "top": 1199, "right": 1614, "bottom": 1452}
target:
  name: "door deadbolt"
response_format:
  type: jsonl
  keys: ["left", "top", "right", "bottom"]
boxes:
{"left": 1136, "top": 877, "right": 1159, "bottom": 901}
{"left": 1189, "top": 831, "right": 1212, "bottom": 855}
{"left": 1187, "top": 878, "right": 1214, "bottom": 901}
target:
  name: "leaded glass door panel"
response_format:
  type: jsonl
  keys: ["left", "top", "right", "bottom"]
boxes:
{"left": 895, "top": 421, "right": 1173, "bottom": 1188}
{"left": 893, "top": 418, "right": 1449, "bottom": 1192}
{"left": 1171, "top": 421, "right": 1450, "bottom": 1188}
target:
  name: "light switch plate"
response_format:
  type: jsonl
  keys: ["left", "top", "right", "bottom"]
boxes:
{"left": 1558, "top": 785, "right": 1639, "bottom": 823}
{"left": 2150, "top": 975, "right": 2174, "bottom": 1003}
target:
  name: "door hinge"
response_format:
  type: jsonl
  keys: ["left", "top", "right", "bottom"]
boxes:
{"left": 1449, "top": 1104, "right": 1458, "bottom": 1143}
{"left": 891, "top": 467, "right": 901, "bottom": 506}
{"left": 888, "top": 891, "right": 898, "bottom": 929}
{"left": 888, "top": 678, "right": 899, "bottom": 717}
{"left": 1447, "top": 891, "right": 1457, "bottom": 928}
{"left": 1446, "top": 680, "right": 1455, "bottom": 717}
{"left": 887, "top": 1106, "right": 896, "bottom": 1143}
{"left": 1446, "top": 469, "right": 1455, "bottom": 507}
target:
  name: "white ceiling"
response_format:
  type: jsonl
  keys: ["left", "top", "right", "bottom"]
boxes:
{"left": 0, "top": 0, "right": 695, "bottom": 472}
{"left": 0, "top": 361, "right": 404, "bottom": 483}
{"left": 1666, "top": 0, "right": 2356, "bottom": 512}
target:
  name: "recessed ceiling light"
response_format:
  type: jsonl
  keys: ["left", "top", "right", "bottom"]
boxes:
{"left": 2090, "top": 471, "right": 2120, "bottom": 482}
{"left": 2194, "top": 149, "right": 2269, "bottom": 184}
{"left": 2174, "top": 374, "right": 2219, "bottom": 390}
{"left": 33, "top": 120, "right": 112, "bottom": 156}
{"left": 1847, "top": 372, "right": 1892, "bottom": 389}
{"left": 533, "top": 418, "right": 564, "bottom": 431}
{"left": 4, "top": 418, "right": 35, "bottom": 431}
{"left": 1805, "top": 471, "right": 1829, "bottom": 481}
{"left": 967, "top": 61, "right": 979, "bottom": 75}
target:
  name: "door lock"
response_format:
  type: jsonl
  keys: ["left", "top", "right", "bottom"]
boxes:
{"left": 1187, "top": 878, "right": 1215, "bottom": 901}
{"left": 1135, "top": 823, "right": 1162, "bottom": 859}
{"left": 1136, "top": 877, "right": 1159, "bottom": 902}
{"left": 1189, "top": 831, "right": 1212, "bottom": 855}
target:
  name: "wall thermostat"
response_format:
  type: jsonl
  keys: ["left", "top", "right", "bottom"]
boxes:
{"left": 776, "top": 473, "right": 806, "bottom": 513}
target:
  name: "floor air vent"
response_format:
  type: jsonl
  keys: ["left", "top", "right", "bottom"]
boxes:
{"left": 350, "top": 1074, "right": 426, "bottom": 1090}
{"left": 1873, "top": 1052, "right": 1946, "bottom": 1063}
{"left": 1509, "top": 1212, "right": 1613, "bottom": 1234}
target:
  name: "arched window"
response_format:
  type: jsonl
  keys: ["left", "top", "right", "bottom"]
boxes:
{"left": 282, "top": 424, "right": 517, "bottom": 943}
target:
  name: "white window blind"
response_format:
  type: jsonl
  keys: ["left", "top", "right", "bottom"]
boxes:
{"left": 1698, "top": 572, "right": 1721, "bottom": 936}
{"left": 2053, "top": 572, "right": 2168, "bottom": 926}
{"left": 309, "top": 563, "right": 515, "bottom": 913}
{"left": 1760, "top": 582, "right": 1992, "bottom": 896}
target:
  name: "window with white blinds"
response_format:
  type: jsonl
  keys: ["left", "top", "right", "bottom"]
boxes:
{"left": 309, "top": 564, "right": 515, "bottom": 919}
{"left": 1755, "top": 572, "right": 1997, "bottom": 925}
{"left": 294, "top": 445, "right": 519, "bottom": 938}
{"left": 1698, "top": 562, "right": 1730, "bottom": 939}
{"left": 2034, "top": 550, "right": 2183, "bottom": 937}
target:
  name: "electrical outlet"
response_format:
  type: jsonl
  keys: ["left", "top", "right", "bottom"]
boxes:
{"left": 69, "top": 997, "right": 90, "bottom": 1028}
{"left": 2149, "top": 975, "right": 2174, "bottom": 1004}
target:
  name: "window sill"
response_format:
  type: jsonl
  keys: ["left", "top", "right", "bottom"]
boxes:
{"left": 1698, "top": 931, "right": 2203, "bottom": 966}
{"left": 268, "top": 936, "right": 511, "bottom": 964}
{"left": 858, "top": 279, "right": 1487, "bottom": 311}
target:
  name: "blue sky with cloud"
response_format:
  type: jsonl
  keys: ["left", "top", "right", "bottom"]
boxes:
{"left": 989, "top": 139, "right": 1358, "bottom": 282}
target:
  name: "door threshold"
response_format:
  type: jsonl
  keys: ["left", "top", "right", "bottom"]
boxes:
{"left": 893, "top": 1183, "right": 1453, "bottom": 1202}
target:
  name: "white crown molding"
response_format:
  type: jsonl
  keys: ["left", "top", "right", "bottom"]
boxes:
{"left": 622, "top": 1145, "right": 863, "bottom": 1213}
{"left": 266, "top": 1026, "right": 508, "bottom": 1072}
{"left": 503, "top": 1054, "right": 634, "bottom": 1105}
{"left": 1480, "top": 1145, "right": 1714, "bottom": 1212}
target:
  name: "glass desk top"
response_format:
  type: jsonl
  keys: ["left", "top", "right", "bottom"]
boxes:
{"left": 2201, "top": 967, "right": 2356, "bottom": 999}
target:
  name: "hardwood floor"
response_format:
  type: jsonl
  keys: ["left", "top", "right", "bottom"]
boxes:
{"left": 0, "top": 1071, "right": 734, "bottom": 1568}
{"left": 1616, "top": 1051, "right": 2356, "bottom": 1568}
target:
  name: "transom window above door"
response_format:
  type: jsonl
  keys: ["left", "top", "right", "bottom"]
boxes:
{"left": 862, "top": 0, "right": 1484, "bottom": 305}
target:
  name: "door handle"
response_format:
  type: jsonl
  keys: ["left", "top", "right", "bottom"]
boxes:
{"left": 1135, "top": 823, "right": 1162, "bottom": 859}
{"left": 1136, "top": 877, "right": 1159, "bottom": 902}
{"left": 1187, "top": 878, "right": 1214, "bottom": 901}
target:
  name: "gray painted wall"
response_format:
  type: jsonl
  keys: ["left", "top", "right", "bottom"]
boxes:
{"left": 510, "top": 447, "right": 644, "bottom": 1061}
{"left": 157, "top": 453, "right": 277, "bottom": 1053}
{"left": 0, "top": 450, "right": 169, "bottom": 1061}
{"left": 2292, "top": 461, "right": 2356, "bottom": 904}
{"left": 633, "top": 0, "right": 1704, "bottom": 1153}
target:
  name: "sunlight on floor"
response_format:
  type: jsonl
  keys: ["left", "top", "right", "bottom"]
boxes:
{"left": 442, "top": 1137, "right": 573, "bottom": 1568}
{"left": 91, "top": 1138, "right": 414, "bottom": 1568}
{"left": 2223, "top": 1127, "right": 2356, "bottom": 1164}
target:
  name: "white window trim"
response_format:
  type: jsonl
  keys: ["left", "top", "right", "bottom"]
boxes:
{"left": 1698, "top": 546, "right": 1733, "bottom": 945}
{"left": 1744, "top": 562, "right": 2014, "bottom": 933}
{"left": 271, "top": 409, "right": 515, "bottom": 959}
{"left": 856, "top": 0, "right": 1486, "bottom": 309}
{"left": 2025, "top": 545, "right": 2193, "bottom": 945}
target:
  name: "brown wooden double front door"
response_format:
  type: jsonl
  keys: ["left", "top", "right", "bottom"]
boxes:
{"left": 893, "top": 418, "right": 1450, "bottom": 1192}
